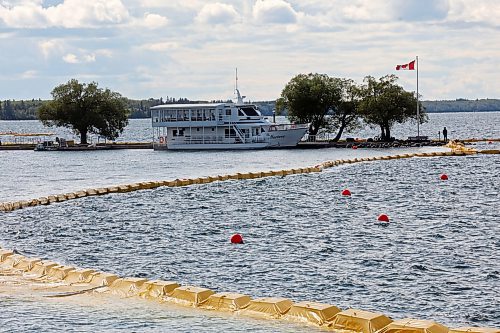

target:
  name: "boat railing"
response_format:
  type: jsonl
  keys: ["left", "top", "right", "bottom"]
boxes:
{"left": 182, "top": 136, "right": 227, "bottom": 144}
{"left": 268, "top": 123, "right": 308, "bottom": 131}
{"left": 301, "top": 133, "right": 337, "bottom": 142}
{"left": 252, "top": 136, "right": 269, "bottom": 143}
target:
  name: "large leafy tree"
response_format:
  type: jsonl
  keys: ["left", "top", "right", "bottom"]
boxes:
{"left": 38, "top": 79, "right": 129, "bottom": 144}
{"left": 359, "top": 75, "right": 426, "bottom": 141}
{"left": 276, "top": 73, "right": 342, "bottom": 136}
{"left": 276, "top": 74, "right": 362, "bottom": 140}
{"left": 327, "top": 78, "right": 362, "bottom": 141}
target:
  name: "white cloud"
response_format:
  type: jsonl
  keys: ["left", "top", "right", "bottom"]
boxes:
{"left": 39, "top": 39, "right": 64, "bottom": 59}
{"left": 95, "top": 49, "right": 113, "bottom": 58}
{"left": 339, "top": 0, "right": 450, "bottom": 22}
{"left": 253, "top": 0, "right": 298, "bottom": 24}
{"left": 342, "top": 1, "right": 393, "bottom": 21}
{"left": 449, "top": 0, "right": 500, "bottom": 26}
{"left": 62, "top": 53, "right": 79, "bottom": 64}
{"left": 0, "top": 0, "right": 129, "bottom": 28}
{"left": 135, "top": 0, "right": 204, "bottom": 10}
{"left": 82, "top": 54, "right": 96, "bottom": 62}
{"left": 393, "top": 0, "right": 449, "bottom": 21}
{"left": 143, "top": 41, "right": 179, "bottom": 51}
{"left": 62, "top": 52, "right": 96, "bottom": 64}
{"left": 20, "top": 69, "right": 37, "bottom": 79}
{"left": 195, "top": 3, "right": 239, "bottom": 25}
{"left": 141, "top": 12, "right": 168, "bottom": 29}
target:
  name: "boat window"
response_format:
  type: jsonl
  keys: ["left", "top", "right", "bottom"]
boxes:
{"left": 224, "top": 128, "right": 236, "bottom": 138}
{"left": 173, "top": 129, "right": 177, "bottom": 137}
{"left": 226, "top": 109, "right": 231, "bottom": 116}
{"left": 238, "top": 110, "right": 245, "bottom": 117}
{"left": 240, "top": 106, "right": 259, "bottom": 117}
{"left": 179, "top": 129, "right": 184, "bottom": 136}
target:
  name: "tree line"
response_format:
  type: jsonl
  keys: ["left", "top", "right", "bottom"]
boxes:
{"left": 0, "top": 97, "right": 197, "bottom": 120}
{"left": 2, "top": 95, "right": 498, "bottom": 121}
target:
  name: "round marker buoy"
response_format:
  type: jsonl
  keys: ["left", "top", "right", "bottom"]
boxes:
{"left": 488, "top": 141, "right": 493, "bottom": 144}
{"left": 378, "top": 214, "right": 390, "bottom": 222}
{"left": 342, "top": 189, "right": 352, "bottom": 196}
{"left": 230, "top": 234, "right": 244, "bottom": 244}
{"left": 440, "top": 174, "right": 448, "bottom": 181}
{"left": 352, "top": 145, "right": 358, "bottom": 150}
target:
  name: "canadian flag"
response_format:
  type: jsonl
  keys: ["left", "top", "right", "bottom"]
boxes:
{"left": 396, "top": 60, "right": 415, "bottom": 70}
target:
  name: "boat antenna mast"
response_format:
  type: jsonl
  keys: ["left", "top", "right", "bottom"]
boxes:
{"left": 235, "top": 67, "right": 245, "bottom": 104}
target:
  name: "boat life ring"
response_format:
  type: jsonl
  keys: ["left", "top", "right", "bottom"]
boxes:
{"left": 159, "top": 136, "right": 165, "bottom": 144}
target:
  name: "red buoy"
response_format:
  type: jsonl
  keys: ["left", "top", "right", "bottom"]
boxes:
{"left": 488, "top": 141, "right": 493, "bottom": 144}
{"left": 342, "top": 189, "right": 352, "bottom": 196}
{"left": 440, "top": 174, "right": 448, "bottom": 181}
{"left": 352, "top": 145, "right": 358, "bottom": 149}
{"left": 378, "top": 214, "right": 390, "bottom": 222}
{"left": 230, "top": 234, "right": 244, "bottom": 244}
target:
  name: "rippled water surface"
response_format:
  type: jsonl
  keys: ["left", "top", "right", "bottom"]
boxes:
{"left": 1, "top": 154, "right": 499, "bottom": 331}
{"left": 0, "top": 146, "right": 450, "bottom": 202}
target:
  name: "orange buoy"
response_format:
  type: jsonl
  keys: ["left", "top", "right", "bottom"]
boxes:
{"left": 378, "top": 214, "right": 390, "bottom": 222}
{"left": 352, "top": 145, "right": 358, "bottom": 149}
{"left": 341, "top": 189, "right": 351, "bottom": 196}
{"left": 440, "top": 174, "right": 448, "bottom": 181}
{"left": 230, "top": 234, "right": 244, "bottom": 244}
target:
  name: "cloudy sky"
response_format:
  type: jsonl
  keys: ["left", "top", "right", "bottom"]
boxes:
{"left": 0, "top": 0, "right": 498, "bottom": 101}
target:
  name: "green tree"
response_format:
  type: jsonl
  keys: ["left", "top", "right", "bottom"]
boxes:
{"left": 2, "top": 100, "right": 15, "bottom": 120}
{"left": 38, "top": 79, "right": 129, "bottom": 144}
{"left": 276, "top": 73, "right": 342, "bottom": 136}
{"left": 327, "top": 78, "right": 362, "bottom": 141}
{"left": 359, "top": 75, "right": 426, "bottom": 141}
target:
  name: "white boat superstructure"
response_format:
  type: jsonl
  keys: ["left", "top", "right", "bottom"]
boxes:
{"left": 150, "top": 98, "right": 308, "bottom": 150}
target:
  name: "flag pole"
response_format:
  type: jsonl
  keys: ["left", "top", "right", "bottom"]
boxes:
{"left": 416, "top": 55, "right": 419, "bottom": 138}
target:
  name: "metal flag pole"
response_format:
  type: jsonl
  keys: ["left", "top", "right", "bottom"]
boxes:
{"left": 416, "top": 55, "right": 419, "bottom": 138}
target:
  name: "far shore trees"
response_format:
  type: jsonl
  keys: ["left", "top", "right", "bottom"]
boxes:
{"left": 276, "top": 73, "right": 361, "bottom": 141}
{"left": 358, "top": 75, "right": 426, "bottom": 141}
{"left": 38, "top": 79, "right": 129, "bottom": 144}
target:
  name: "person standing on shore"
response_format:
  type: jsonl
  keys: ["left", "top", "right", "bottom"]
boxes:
{"left": 443, "top": 127, "right": 448, "bottom": 142}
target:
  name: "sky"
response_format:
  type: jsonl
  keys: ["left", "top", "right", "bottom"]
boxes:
{"left": 0, "top": 0, "right": 499, "bottom": 101}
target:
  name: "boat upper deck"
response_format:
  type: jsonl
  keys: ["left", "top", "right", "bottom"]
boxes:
{"left": 150, "top": 102, "right": 265, "bottom": 128}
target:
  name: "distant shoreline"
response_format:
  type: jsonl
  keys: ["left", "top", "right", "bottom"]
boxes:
{"left": 1, "top": 98, "right": 499, "bottom": 120}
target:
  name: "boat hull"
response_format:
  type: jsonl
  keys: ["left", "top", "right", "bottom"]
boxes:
{"left": 157, "top": 128, "right": 308, "bottom": 150}
{"left": 267, "top": 128, "right": 308, "bottom": 148}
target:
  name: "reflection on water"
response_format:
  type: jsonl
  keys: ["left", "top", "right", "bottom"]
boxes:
{"left": 1, "top": 154, "right": 499, "bottom": 331}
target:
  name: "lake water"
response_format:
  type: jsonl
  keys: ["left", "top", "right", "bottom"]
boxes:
{"left": 0, "top": 112, "right": 499, "bottom": 332}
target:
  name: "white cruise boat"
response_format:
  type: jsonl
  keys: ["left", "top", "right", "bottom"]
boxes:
{"left": 150, "top": 90, "right": 308, "bottom": 150}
